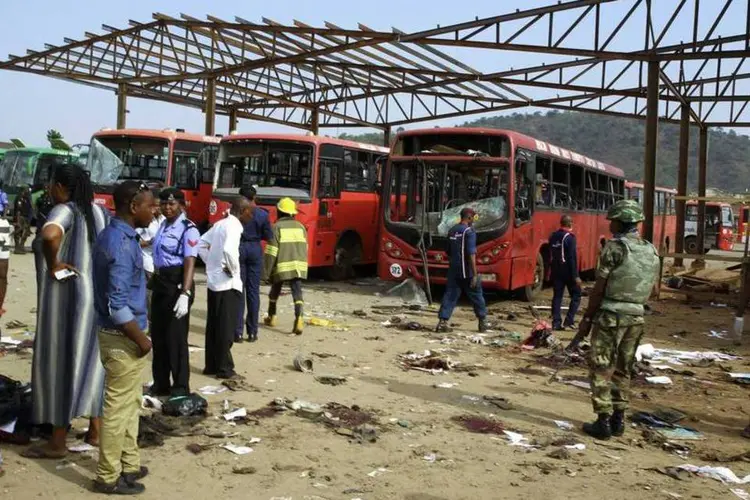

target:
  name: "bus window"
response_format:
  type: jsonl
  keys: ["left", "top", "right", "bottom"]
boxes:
{"left": 551, "top": 160, "right": 569, "bottom": 209}
{"left": 318, "top": 159, "right": 341, "bottom": 199}
{"left": 534, "top": 156, "right": 551, "bottom": 208}
{"left": 199, "top": 144, "right": 219, "bottom": 184}
{"left": 343, "top": 149, "right": 374, "bottom": 192}
{"left": 585, "top": 171, "right": 597, "bottom": 210}
{"left": 722, "top": 206, "right": 733, "bottom": 227}
{"left": 515, "top": 158, "right": 532, "bottom": 223}
{"left": 569, "top": 163, "right": 584, "bottom": 210}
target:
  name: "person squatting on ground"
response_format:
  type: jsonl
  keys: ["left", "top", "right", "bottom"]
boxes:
{"left": 570, "top": 199, "right": 659, "bottom": 440}
{"left": 12, "top": 186, "right": 32, "bottom": 254}
{"left": 24, "top": 163, "right": 111, "bottom": 459}
{"left": 199, "top": 196, "right": 253, "bottom": 379}
{"left": 148, "top": 188, "right": 200, "bottom": 397}
{"left": 263, "top": 197, "right": 309, "bottom": 335}
{"left": 548, "top": 215, "right": 582, "bottom": 330}
{"left": 236, "top": 186, "right": 273, "bottom": 343}
{"left": 92, "top": 180, "right": 155, "bottom": 495}
{"left": 435, "top": 207, "right": 490, "bottom": 334}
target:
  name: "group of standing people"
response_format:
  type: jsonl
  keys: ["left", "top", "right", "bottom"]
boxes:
{"left": 14, "top": 162, "right": 309, "bottom": 495}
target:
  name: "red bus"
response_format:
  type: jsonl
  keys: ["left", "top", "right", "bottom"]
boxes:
{"left": 625, "top": 181, "right": 677, "bottom": 251}
{"left": 737, "top": 204, "right": 749, "bottom": 244}
{"left": 377, "top": 127, "right": 625, "bottom": 301}
{"left": 685, "top": 200, "right": 734, "bottom": 252}
{"left": 208, "top": 133, "right": 388, "bottom": 279}
{"left": 86, "top": 128, "right": 220, "bottom": 229}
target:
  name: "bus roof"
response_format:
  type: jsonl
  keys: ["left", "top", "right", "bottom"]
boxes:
{"left": 222, "top": 133, "right": 389, "bottom": 154}
{"left": 625, "top": 181, "right": 677, "bottom": 194}
{"left": 396, "top": 127, "right": 625, "bottom": 178}
{"left": 92, "top": 128, "right": 221, "bottom": 144}
{"left": 686, "top": 200, "right": 731, "bottom": 208}
{"left": 4, "top": 146, "right": 73, "bottom": 156}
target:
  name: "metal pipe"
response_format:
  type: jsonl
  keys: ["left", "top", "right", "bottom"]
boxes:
{"left": 204, "top": 77, "right": 216, "bottom": 136}
{"left": 310, "top": 109, "right": 320, "bottom": 135}
{"left": 642, "top": 60, "right": 659, "bottom": 243}
{"left": 228, "top": 108, "right": 238, "bottom": 134}
{"left": 674, "top": 104, "right": 690, "bottom": 266}
{"left": 697, "top": 126, "right": 708, "bottom": 254}
{"left": 116, "top": 83, "right": 127, "bottom": 129}
{"left": 383, "top": 126, "right": 391, "bottom": 147}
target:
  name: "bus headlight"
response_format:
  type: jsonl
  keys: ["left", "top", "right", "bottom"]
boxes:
{"left": 209, "top": 200, "right": 217, "bottom": 215}
{"left": 385, "top": 241, "right": 394, "bottom": 250}
{"left": 480, "top": 255, "right": 491, "bottom": 264}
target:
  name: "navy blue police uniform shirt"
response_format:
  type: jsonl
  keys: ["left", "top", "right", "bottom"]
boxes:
{"left": 241, "top": 207, "right": 274, "bottom": 261}
{"left": 447, "top": 223, "right": 477, "bottom": 279}
{"left": 549, "top": 228, "right": 578, "bottom": 279}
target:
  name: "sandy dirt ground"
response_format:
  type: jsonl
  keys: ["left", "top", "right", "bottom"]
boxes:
{"left": 2, "top": 251, "right": 750, "bottom": 500}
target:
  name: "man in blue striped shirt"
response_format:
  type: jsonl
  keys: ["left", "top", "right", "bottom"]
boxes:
{"left": 436, "top": 208, "right": 489, "bottom": 333}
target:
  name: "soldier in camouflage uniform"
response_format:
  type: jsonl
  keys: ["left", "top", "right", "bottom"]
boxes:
{"left": 573, "top": 199, "right": 660, "bottom": 440}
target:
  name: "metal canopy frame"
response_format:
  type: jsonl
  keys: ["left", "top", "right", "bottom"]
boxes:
{"left": 3, "top": 0, "right": 750, "bottom": 132}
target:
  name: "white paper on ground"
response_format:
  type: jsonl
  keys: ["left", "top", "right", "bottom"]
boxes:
{"left": 0, "top": 418, "right": 17, "bottom": 434}
{"left": 728, "top": 373, "right": 750, "bottom": 380}
{"left": 503, "top": 430, "right": 537, "bottom": 448}
{"left": 221, "top": 443, "right": 253, "bottom": 455}
{"left": 678, "top": 464, "right": 750, "bottom": 484}
{"left": 732, "top": 489, "right": 750, "bottom": 500}
{"left": 645, "top": 376, "right": 673, "bottom": 385}
{"left": 199, "top": 385, "right": 227, "bottom": 395}
{"left": 565, "top": 443, "right": 586, "bottom": 450}
{"left": 223, "top": 408, "right": 247, "bottom": 421}
{"left": 248, "top": 437, "right": 262, "bottom": 444}
{"left": 367, "top": 467, "right": 390, "bottom": 477}
{"left": 554, "top": 420, "right": 574, "bottom": 430}
{"left": 68, "top": 443, "right": 96, "bottom": 453}
{"left": 141, "top": 395, "right": 163, "bottom": 411}
{"left": 0, "top": 337, "right": 21, "bottom": 345}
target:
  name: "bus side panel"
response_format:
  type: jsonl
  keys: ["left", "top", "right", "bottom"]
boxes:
{"left": 336, "top": 191, "right": 379, "bottom": 264}
{"left": 310, "top": 218, "right": 338, "bottom": 268}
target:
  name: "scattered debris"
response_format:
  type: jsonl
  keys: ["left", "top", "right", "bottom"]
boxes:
{"left": 367, "top": 467, "right": 390, "bottom": 478}
{"left": 5, "top": 320, "right": 27, "bottom": 329}
{"left": 732, "top": 488, "right": 750, "bottom": 500}
{"left": 399, "top": 350, "right": 453, "bottom": 373}
{"left": 434, "top": 382, "right": 458, "bottom": 389}
{"left": 352, "top": 310, "right": 367, "bottom": 318}
{"left": 554, "top": 420, "right": 574, "bottom": 431}
{"left": 221, "top": 378, "right": 256, "bottom": 392}
{"left": 141, "top": 395, "right": 163, "bottom": 411}
{"left": 198, "top": 385, "right": 227, "bottom": 396}
{"left": 162, "top": 393, "right": 208, "bottom": 417}
{"left": 311, "top": 352, "right": 335, "bottom": 359}
{"left": 186, "top": 443, "right": 216, "bottom": 455}
{"left": 293, "top": 354, "right": 314, "bottom": 373}
{"left": 314, "top": 375, "right": 347, "bottom": 386}
{"left": 223, "top": 408, "right": 247, "bottom": 421}
{"left": 381, "top": 278, "right": 428, "bottom": 305}
{"left": 451, "top": 415, "right": 505, "bottom": 435}
{"left": 547, "top": 447, "right": 571, "bottom": 460}
{"left": 397, "top": 420, "right": 411, "bottom": 428}
{"left": 232, "top": 466, "right": 257, "bottom": 475}
{"left": 636, "top": 344, "right": 740, "bottom": 364}
{"left": 522, "top": 320, "right": 560, "bottom": 349}
{"left": 645, "top": 376, "right": 673, "bottom": 385}
{"left": 221, "top": 443, "right": 253, "bottom": 455}
{"left": 677, "top": 464, "right": 750, "bottom": 484}
{"left": 503, "top": 430, "right": 537, "bottom": 448}
{"left": 729, "top": 373, "right": 750, "bottom": 385}
{"left": 649, "top": 466, "right": 693, "bottom": 481}
{"left": 67, "top": 443, "right": 96, "bottom": 453}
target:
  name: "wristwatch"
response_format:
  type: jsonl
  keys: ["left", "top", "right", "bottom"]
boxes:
{"left": 182, "top": 289, "right": 193, "bottom": 298}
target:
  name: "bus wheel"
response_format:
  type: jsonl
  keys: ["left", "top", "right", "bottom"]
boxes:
{"left": 326, "top": 235, "right": 362, "bottom": 281}
{"left": 518, "top": 253, "right": 544, "bottom": 302}
{"left": 685, "top": 236, "right": 699, "bottom": 254}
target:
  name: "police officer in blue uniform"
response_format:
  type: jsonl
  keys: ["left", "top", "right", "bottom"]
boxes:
{"left": 548, "top": 215, "right": 582, "bottom": 330}
{"left": 435, "top": 207, "right": 490, "bottom": 333}
{"left": 237, "top": 186, "right": 273, "bottom": 343}
{"left": 150, "top": 188, "right": 200, "bottom": 396}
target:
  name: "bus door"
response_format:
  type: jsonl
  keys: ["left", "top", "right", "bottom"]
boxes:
{"left": 172, "top": 140, "right": 209, "bottom": 228}
{"left": 316, "top": 145, "right": 343, "bottom": 268}
{"left": 510, "top": 150, "right": 537, "bottom": 290}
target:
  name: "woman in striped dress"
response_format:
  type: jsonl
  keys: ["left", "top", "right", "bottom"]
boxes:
{"left": 23, "top": 164, "right": 110, "bottom": 459}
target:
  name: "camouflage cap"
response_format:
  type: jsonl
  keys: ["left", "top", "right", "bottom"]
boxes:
{"left": 606, "top": 199, "right": 644, "bottom": 223}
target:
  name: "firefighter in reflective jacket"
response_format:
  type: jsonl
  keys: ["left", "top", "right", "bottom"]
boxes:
{"left": 263, "top": 198, "right": 308, "bottom": 335}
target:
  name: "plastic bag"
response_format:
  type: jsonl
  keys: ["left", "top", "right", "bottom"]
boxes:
{"left": 162, "top": 393, "right": 208, "bottom": 417}
{"left": 437, "top": 198, "right": 507, "bottom": 236}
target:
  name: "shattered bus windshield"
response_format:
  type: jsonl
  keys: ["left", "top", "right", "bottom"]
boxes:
{"left": 387, "top": 161, "right": 509, "bottom": 237}
{"left": 87, "top": 136, "right": 169, "bottom": 185}
{"left": 215, "top": 140, "right": 313, "bottom": 198}
{"left": 1, "top": 151, "right": 38, "bottom": 186}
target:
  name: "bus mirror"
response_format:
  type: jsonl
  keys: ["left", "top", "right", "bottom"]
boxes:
{"left": 319, "top": 201, "right": 328, "bottom": 216}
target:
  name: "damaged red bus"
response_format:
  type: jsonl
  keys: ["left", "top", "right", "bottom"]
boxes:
{"left": 86, "top": 128, "right": 220, "bottom": 230}
{"left": 625, "top": 181, "right": 677, "bottom": 251}
{"left": 377, "top": 128, "right": 625, "bottom": 301}
{"left": 208, "top": 133, "right": 388, "bottom": 279}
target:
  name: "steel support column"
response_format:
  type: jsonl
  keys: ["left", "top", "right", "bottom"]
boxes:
{"left": 116, "top": 83, "right": 127, "bottom": 129}
{"left": 383, "top": 126, "right": 391, "bottom": 147}
{"left": 696, "top": 126, "right": 708, "bottom": 254}
{"left": 674, "top": 105, "right": 690, "bottom": 266}
{"left": 228, "top": 109, "right": 238, "bottom": 134}
{"left": 204, "top": 78, "right": 216, "bottom": 136}
{"left": 310, "top": 109, "right": 320, "bottom": 135}
{"left": 642, "top": 60, "right": 659, "bottom": 243}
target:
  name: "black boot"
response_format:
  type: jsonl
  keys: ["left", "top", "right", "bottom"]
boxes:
{"left": 582, "top": 413, "right": 612, "bottom": 440}
{"left": 610, "top": 409, "right": 625, "bottom": 437}
{"left": 478, "top": 318, "right": 490, "bottom": 333}
{"left": 435, "top": 319, "right": 451, "bottom": 333}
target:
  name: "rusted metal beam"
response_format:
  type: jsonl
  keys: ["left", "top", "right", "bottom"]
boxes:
{"left": 117, "top": 82, "right": 128, "bottom": 128}
{"left": 696, "top": 126, "right": 708, "bottom": 254}
{"left": 642, "top": 60, "right": 659, "bottom": 243}
{"left": 674, "top": 104, "right": 690, "bottom": 266}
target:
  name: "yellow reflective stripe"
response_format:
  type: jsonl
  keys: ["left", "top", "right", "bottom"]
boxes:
{"left": 278, "top": 227, "right": 306, "bottom": 244}
{"left": 294, "top": 300, "right": 304, "bottom": 305}
{"left": 265, "top": 245, "right": 279, "bottom": 257}
{"left": 275, "top": 261, "right": 308, "bottom": 273}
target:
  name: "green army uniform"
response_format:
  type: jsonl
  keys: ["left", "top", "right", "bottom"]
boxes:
{"left": 589, "top": 233, "right": 659, "bottom": 415}
{"left": 581, "top": 199, "right": 660, "bottom": 440}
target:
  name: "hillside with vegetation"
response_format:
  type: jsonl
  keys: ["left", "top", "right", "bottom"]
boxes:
{"left": 340, "top": 111, "right": 750, "bottom": 193}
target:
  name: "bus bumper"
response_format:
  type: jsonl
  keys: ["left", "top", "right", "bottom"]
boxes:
{"left": 377, "top": 256, "right": 513, "bottom": 290}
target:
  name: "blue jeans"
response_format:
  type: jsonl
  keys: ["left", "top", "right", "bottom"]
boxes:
{"left": 438, "top": 272, "right": 487, "bottom": 321}
{"left": 236, "top": 244, "right": 263, "bottom": 339}
{"left": 551, "top": 276, "right": 581, "bottom": 327}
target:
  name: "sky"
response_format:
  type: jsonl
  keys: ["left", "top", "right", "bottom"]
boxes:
{"left": 0, "top": 0, "right": 747, "bottom": 146}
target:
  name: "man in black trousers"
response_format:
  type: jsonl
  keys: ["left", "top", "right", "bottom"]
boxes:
{"left": 549, "top": 215, "right": 582, "bottom": 330}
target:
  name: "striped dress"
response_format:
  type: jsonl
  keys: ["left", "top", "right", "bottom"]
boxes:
{"left": 32, "top": 202, "right": 110, "bottom": 426}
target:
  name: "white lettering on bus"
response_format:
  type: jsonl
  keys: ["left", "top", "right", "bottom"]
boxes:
{"left": 559, "top": 148, "right": 571, "bottom": 160}
{"left": 535, "top": 140, "right": 548, "bottom": 152}
{"left": 548, "top": 145, "right": 560, "bottom": 157}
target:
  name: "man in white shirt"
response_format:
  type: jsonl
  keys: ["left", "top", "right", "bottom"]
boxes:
{"left": 136, "top": 210, "right": 165, "bottom": 276}
{"left": 198, "top": 197, "right": 252, "bottom": 379}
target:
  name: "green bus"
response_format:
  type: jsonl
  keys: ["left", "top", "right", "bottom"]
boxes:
{"left": 0, "top": 147, "right": 80, "bottom": 214}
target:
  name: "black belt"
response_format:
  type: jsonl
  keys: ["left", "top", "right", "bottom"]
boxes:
{"left": 153, "top": 265, "right": 184, "bottom": 282}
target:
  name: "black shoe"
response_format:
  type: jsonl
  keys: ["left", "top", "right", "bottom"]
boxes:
{"left": 216, "top": 371, "right": 238, "bottom": 379}
{"left": 582, "top": 413, "right": 612, "bottom": 440}
{"left": 435, "top": 320, "right": 451, "bottom": 333}
{"left": 552, "top": 324, "right": 565, "bottom": 331}
{"left": 94, "top": 476, "right": 145, "bottom": 495}
{"left": 202, "top": 369, "right": 216, "bottom": 376}
{"left": 563, "top": 321, "right": 577, "bottom": 329}
{"left": 248, "top": 334, "right": 258, "bottom": 343}
{"left": 478, "top": 318, "right": 490, "bottom": 333}
{"left": 170, "top": 388, "right": 188, "bottom": 398}
{"left": 121, "top": 466, "right": 149, "bottom": 485}
{"left": 147, "top": 386, "right": 170, "bottom": 398}
{"left": 234, "top": 337, "right": 244, "bottom": 344}
{"left": 610, "top": 409, "right": 625, "bottom": 437}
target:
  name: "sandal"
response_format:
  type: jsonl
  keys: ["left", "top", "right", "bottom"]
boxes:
{"left": 21, "top": 445, "right": 68, "bottom": 459}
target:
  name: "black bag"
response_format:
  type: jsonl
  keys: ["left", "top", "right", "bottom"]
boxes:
{"left": 162, "top": 393, "right": 207, "bottom": 417}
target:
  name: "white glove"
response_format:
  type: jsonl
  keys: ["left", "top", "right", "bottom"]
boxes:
{"left": 174, "top": 293, "right": 190, "bottom": 319}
